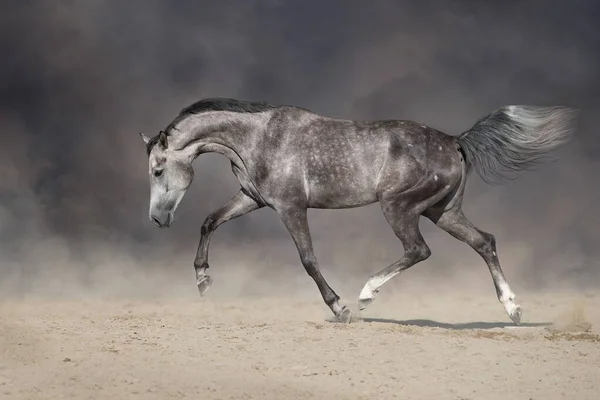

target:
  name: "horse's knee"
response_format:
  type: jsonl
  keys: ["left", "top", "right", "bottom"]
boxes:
{"left": 472, "top": 231, "right": 496, "bottom": 257}
{"left": 200, "top": 218, "right": 216, "bottom": 236}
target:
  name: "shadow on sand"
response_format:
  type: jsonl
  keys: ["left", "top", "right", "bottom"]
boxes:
{"left": 358, "top": 318, "right": 552, "bottom": 330}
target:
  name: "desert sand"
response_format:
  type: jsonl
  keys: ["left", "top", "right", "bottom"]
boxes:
{"left": 1, "top": 284, "right": 599, "bottom": 400}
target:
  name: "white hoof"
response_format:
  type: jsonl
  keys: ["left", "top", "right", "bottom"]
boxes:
{"left": 508, "top": 304, "right": 522, "bottom": 325}
{"left": 358, "top": 296, "right": 375, "bottom": 311}
{"left": 197, "top": 275, "right": 213, "bottom": 297}
{"left": 503, "top": 301, "right": 522, "bottom": 325}
{"left": 358, "top": 284, "right": 378, "bottom": 311}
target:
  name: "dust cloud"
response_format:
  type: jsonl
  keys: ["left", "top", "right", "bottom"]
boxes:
{"left": 1, "top": 1, "right": 599, "bottom": 301}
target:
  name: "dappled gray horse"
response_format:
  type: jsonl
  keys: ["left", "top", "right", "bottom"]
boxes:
{"left": 140, "top": 98, "right": 576, "bottom": 324}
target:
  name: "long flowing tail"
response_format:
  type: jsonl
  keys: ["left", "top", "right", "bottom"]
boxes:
{"left": 458, "top": 105, "right": 578, "bottom": 185}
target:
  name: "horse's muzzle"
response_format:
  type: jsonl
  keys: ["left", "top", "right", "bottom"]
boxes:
{"left": 150, "top": 212, "right": 172, "bottom": 228}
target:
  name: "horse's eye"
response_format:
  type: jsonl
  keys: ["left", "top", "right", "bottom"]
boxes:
{"left": 154, "top": 170, "right": 163, "bottom": 178}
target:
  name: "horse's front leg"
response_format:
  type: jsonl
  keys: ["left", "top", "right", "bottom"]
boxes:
{"left": 194, "top": 190, "right": 263, "bottom": 295}
{"left": 277, "top": 206, "right": 352, "bottom": 323}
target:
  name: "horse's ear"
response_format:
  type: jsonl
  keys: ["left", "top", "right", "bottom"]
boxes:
{"left": 139, "top": 132, "right": 150, "bottom": 144}
{"left": 158, "top": 130, "right": 168, "bottom": 149}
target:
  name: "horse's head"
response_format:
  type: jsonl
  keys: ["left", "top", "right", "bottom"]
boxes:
{"left": 140, "top": 131, "right": 194, "bottom": 228}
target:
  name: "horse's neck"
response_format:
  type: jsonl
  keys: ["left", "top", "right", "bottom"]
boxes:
{"left": 174, "top": 111, "right": 267, "bottom": 167}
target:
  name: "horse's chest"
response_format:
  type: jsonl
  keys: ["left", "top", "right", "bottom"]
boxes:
{"left": 231, "top": 163, "right": 265, "bottom": 204}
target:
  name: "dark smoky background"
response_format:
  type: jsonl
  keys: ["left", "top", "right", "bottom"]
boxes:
{"left": 1, "top": 1, "right": 598, "bottom": 301}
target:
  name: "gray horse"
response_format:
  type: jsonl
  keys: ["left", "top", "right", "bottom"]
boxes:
{"left": 140, "top": 98, "right": 576, "bottom": 324}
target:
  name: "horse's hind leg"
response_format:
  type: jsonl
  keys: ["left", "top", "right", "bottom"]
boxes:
{"left": 427, "top": 207, "right": 522, "bottom": 325}
{"left": 277, "top": 207, "right": 352, "bottom": 323}
{"left": 358, "top": 201, "right": 431, "bottom": 311}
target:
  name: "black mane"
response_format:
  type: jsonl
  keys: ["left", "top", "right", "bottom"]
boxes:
{"left": 147, "top": 98, "right": 279, "bottom": 155}
{"left": 179, "top": 97, "right": 278, "bottom": 116}
{"left": 167, "top": 98, "right": 278, "bottom": 134}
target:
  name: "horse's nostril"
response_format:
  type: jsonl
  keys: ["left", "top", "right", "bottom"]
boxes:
{"left": 153, "top": 217, "right": 161, "bottom": 226}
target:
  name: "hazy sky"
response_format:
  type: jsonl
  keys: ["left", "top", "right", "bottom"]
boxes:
{"left": 1, "top": 1, "right": 598, "bottom": 298}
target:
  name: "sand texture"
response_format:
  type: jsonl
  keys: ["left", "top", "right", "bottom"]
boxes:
{"left": 1, "top": 290, "right": 599, "bottom": 400}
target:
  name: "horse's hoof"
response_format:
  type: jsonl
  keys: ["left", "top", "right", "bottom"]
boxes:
{"left": 337, "top": 306, "right": 353, "bottom": 324}
{"left": 197, "top": 275, "right": 213, "bottom": 297}
{"left": 357, "top": 296, "right": 375, "bottom": 311}
{"left": 509, "top": 305, "right": 522, "bottom": 325}
{"left": 358, "top": 282, "right": 378, "bottom": 311}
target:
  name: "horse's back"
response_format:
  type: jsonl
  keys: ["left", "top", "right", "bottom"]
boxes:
{"left": 254, "top": 108, "right": 462, "bottom": 209}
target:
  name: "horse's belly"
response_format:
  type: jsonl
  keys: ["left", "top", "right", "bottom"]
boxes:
{"left": 306, "top": 179, "right": 378, "bottom": 209}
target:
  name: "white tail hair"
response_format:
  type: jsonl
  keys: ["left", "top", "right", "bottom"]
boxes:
{"left": 458, "top": 105, "right": 578, "bottom": 185}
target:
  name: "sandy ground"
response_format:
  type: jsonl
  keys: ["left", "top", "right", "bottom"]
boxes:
{"left": 1, "top": 288, "right": 599, "bottom": 400}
